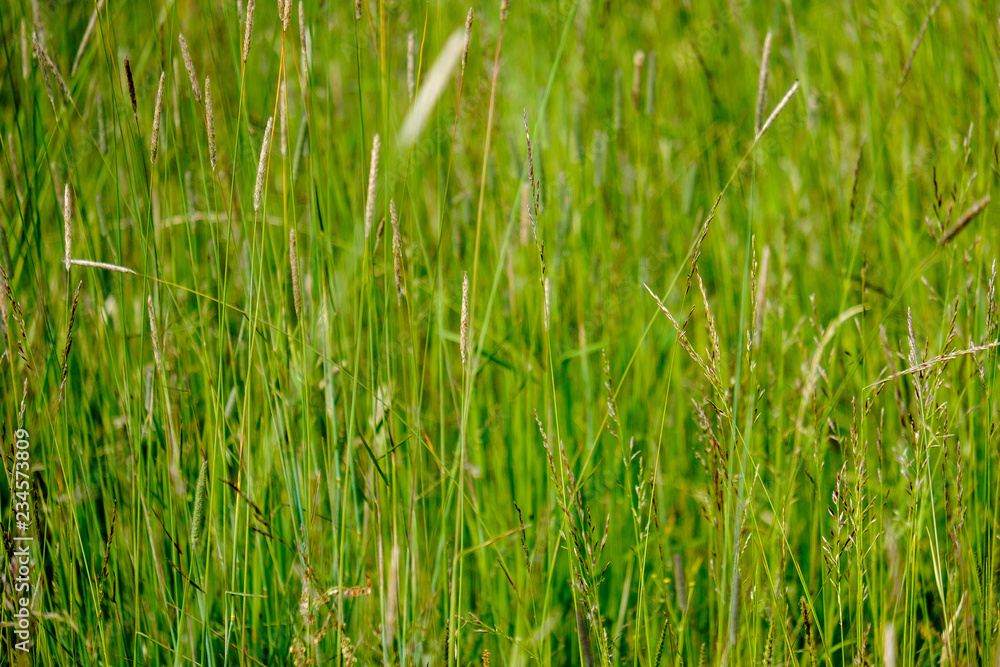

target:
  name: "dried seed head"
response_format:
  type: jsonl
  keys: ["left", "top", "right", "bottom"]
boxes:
{"left": 280, "top": 0, "right": 290, "bottom": 32}
{"left": 520, "top": 182, "right": 530, "bottom": 246}
{"left": 124, "top": 56, "right": 138, "bottom": 118}
{"left": 632, "top": 50, "right": 645, "bottom": 109}
{"left": 355, "top": 0, "right": 362, "bottom": 20}
{"left": 178, "top": 34, "right": 201, "bottom": 103}
{"left": 254, "top": 116, "right": 274, "bottom": 212}
{"left": 289, "top": 227, "right": 301, "bottom": 317}
{"left": 31, "top": 0, "right": 45, "bottom": 49}
{"left": 391, "top": 200, "right": 404, "bottom": 305}
{"left": 462, "top": 9, "right": 474, "bottom": 73}
{"left": 460, "top": 271, "right": 469, "bottom": 365}
{"left": 62, "top": 184, "right": 73, "bottom": 271}
{"left": 33, "top": 32, "right": 55, "bottom": 110}
{"left": 205, "top": 76, "right": 216, "bottom": 171}
{"left": 364, "top": 134, "right": 380, "bottom": 239}
{"left": 500, "top": 0, "right": 510, "bottom": 23}
{"left": 190, "top": 459, "right": 209, "bottom": 549}
{"left": 147, "top": 295, "right": 163, "bottom": 374}
{"left": 243, "top": 0, "right": 256, "bottom": 63}
{"left": 522, "top": 109, "right": 539, "bottom": 245}
{"left": 756, "top": 80, "right": 799, "bottom": 141}
{"left": 755, "top": 31, "right": 773, "bottom": 136}
{"left": 150, "top": 72, "right": 165, "bottom": 164}
{"left": 35, "top": 32, "right": 72, "bottom": 105}
{"left": 939, "top": 195, "right": 991, "bottom": 247}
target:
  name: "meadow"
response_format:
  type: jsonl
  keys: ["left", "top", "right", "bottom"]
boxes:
{"left": 1, "top": 0, "right": 999, "bottom": 665}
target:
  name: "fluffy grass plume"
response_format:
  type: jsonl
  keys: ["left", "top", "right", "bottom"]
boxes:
{"left": 178, "top": 33, "right": 201, "bottom": 102}
{"left": 242, "top": 0, "right": 256, "bottom": 63}
{"left": 124, "top": 56, "right": 137, "bottom": 118}
{"left": 150, "top": 72, "right": 164, "bottom": 163}
{"left": 289, "top": 226, "right": 301, "bottom": 316}
{"left": 364, "top": 133, "right": 380, "bottom": 238}
{"left": 62, "top": 183, "right": 72, "bottom": 270}
{"left": 205, "top": 76, "right": 216, "bottom": 170}
{"left": 253, "top": 116, "right": 274, "bottom": 211}
{"left": 460, "top": 271, "right": 469, "bottom": 365}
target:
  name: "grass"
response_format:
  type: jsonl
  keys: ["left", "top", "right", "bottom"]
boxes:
{"left": 1, "top": 0, "right": 999, "bottom": 665}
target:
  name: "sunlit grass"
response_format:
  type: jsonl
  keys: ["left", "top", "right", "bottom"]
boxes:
{"left": 1, "top": 1, "right": 998, "bottom": 665}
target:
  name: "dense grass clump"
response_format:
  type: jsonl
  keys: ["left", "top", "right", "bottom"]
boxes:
{"left": 1, "top": 0, "right": 999, "bottom": 665}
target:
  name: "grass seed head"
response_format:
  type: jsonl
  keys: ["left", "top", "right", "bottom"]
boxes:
{"left": 150, "top": 72, "right": 165, "bottom": 164}
{"left": 124, "top": 56, "right": 137, "bottom": 118}
{"left": 57, "top": 280, "right": 83, "bottom": 409}
{"left": 756, "top": 80, "right": 799, "bottom": 141}
{"left": 254, "top": 116, "right": 274, "bottom": 212}
{"left": 289, "top": 227, "right": 301, "bottom": 317}
{"left": 461, "top": 272, "right": 469, "bottom": 365}
{"left": 69, "top": 259, "right": 136, "bottom": 274}
{"left": 462, "top": 8, "right": 474, "bottom": 73}
{"left": 755, "top": 31, "right": 773, "bottom": 135}
{"left": 33, "top": 31, "right": 55, "bottom": 110}
{"left": 280, "top": 0, "right": 290, "bottom": 32}
{"left": 178, "top": 34, "right": 201, "bottom": 103}
{"left": 243, "top": 0, "right": 256, "bottom": 63}
{"left": 205, "top": 76, "right": 216, "bottom": 170}
{"left": 62, "top": 184, "right": 73, "bottom": 271}
{"left": 364, "top": 134, "right": 380, "bottom": 238}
